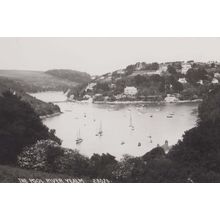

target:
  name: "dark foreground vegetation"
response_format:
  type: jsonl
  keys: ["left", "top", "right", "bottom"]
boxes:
{"left": 1, "top": 87, "right": 220, "bottom": 182}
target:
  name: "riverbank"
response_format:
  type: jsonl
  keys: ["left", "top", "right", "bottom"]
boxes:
{"left": 92, "top": 99, "right": 203, "bottom": 105}
{"left": 40, "top": 112, "right": 62, "bottom": 120}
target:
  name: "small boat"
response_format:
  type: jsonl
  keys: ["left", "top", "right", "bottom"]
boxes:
{"left": 76, "top": 129, "right": 83, "bottom": 144}
{"left": 129, "top": 113, "right": 135, "bottom": 131}
{"left": 96, "top": 121, "right": 103, "bottom": 136}
{"left": 121, "top": 141, "right": 125, "bottom": 145}
{"left": 166, "top": 115, "right": 173, "bottom": 118}
{"left": 150, "top": 115, "right": 153, "bottom": 118}
{"left": 138, "top": 142, "right": 141, "bottom": 147}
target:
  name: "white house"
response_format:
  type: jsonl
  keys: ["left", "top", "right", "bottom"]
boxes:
{"left": 214, "top": 72, "right": 220, "bottom": 78}
{"left": 83, "top": 94, "right": 91, "bottom": 99}
{"left": 197, "top": 80, "right": 203, "bottom": 85}
{"left": 212, "top": 78, "right": 219, "bottom": 84}
{"left": 124, "top": 86, "right": 138, "bottom": 96}
{"left": 115, "top": 94, "right": 126, "bottom": 100}
{"left": 164, "top": 94, "right": 179, "bottom": 103}
{"left": 67, "top": 94, "right": 75, "bottom": 101}
{"left": 178, "top": 78, "right": 187, "bottom": 84}
{"left": 135, "top": 62, "right": 145, "bottom": 70}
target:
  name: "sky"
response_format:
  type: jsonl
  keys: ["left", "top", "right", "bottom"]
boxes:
{"left": 0, "top": 37, "right": 220, "bottom": 75}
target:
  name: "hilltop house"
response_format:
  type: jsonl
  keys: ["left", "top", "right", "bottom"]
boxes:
{"left": 116, "top": 69, "right": 126, "bottom": 74}
{"left": 124, "top": 86, "right": 138, "bottom": 96}
{"left": 135, "top": 62, "right": 145, "bottom": 70}
{"left": 181, "top": 62, "right": 191, "bottom": 74}
{"left": 156, "top": 64, "right": 168, "bottom": 75}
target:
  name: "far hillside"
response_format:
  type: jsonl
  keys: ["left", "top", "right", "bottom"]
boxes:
{"left": 0, "top": 76, "right": 60, "bottom": 116}
{"left": 0, "top": 69, "right": 91, "bottom": 92}
{"left": 45, "top": 69, "right": 91, "bottom": 84}
{"left": 69, "top": 61, "right": 220, "bottom": 102}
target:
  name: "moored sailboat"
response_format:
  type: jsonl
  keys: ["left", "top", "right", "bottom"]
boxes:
{"left": 129, "top": 113, "right": 135, "bottom": 130}
{"left": 98, "top": 121, "right": 103, "bottom": 136}
{"left": 76, "top": 129, "right": 83, "bottom": 144}
{"left": 96, "top": 121, "right": 103, "bottom": 136}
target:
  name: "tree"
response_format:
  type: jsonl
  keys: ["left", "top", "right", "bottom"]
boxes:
{"left": 168, "top": 86, "right": 220, "bottom": 180}
{"left": 134, "top": 75, "right": 146, "bottom": 86}
{"left": 167, "top": 65, "right": 177, "bottom": 76}
{"left": 0, "top": 91, "right": 61, "bottom": 164}
{"left": 185, "top": 68, "right": 208, "bottom": 84}
{"left": 90, "top": 153, "right": 117, "bottom": 179}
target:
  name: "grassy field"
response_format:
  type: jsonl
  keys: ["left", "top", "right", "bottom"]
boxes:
{"left": 0, "top": 165, "right": 91, "bottom": 183}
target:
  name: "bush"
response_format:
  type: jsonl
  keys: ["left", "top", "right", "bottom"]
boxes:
{"left": 54, "top": 149, "right": 90, "bottom": 177}
{"left": 18, "top": 140, "right": 63, "bottom": 172}
{"left": 90, "top": 153, "right": 117, "bottom": 179}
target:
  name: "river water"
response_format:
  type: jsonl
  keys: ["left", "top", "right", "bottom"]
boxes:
{"left": 31, "top": 91, "right": 199, "bottom": 159}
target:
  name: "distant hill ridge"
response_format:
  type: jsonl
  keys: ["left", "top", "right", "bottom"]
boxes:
{"left": 0, "top": 76, "right": 60, "bottom": 116}
{"left": 0, "top": 69, "right": 91, "bottom": 92}
{"left": 45, "top": 69, "right": 91, "bottom": 84}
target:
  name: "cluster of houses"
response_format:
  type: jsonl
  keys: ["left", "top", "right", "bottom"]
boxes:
{"left": 73, "top": 60, "right": 220, "bottom": 103}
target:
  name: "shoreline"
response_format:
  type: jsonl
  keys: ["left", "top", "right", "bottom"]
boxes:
{"left": 40, "top": 111, "right": 62, "bottom": 120}
{"left": 92, "top": 99, "right": 203, "bottom": 105}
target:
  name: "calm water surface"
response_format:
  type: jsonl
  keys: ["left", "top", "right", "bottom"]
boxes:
{"left": 31, "top": 91, "right": 199, "bottom": 159}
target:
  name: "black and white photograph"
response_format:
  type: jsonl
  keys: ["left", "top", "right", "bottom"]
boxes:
{"left": 1, "top": 37, "right": 220, "bottom": 183}
{"left": 2, "top": 1, "right": 220, "bottom": 220}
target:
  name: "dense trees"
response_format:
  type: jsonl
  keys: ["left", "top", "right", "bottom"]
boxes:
{"left": 0, "top": 91, "right": 61, "bottom": 164}
{"left": 168, "top": 86, "right": 220, "bottom": 181}
{"left": 185, "top": 68, "right": 208, "bottom": 84}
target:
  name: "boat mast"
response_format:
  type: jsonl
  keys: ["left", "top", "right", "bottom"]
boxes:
{"left": 99, "top": 121, "right": 102, "bottom": 133}
{"left": 78, "top": 129, "right": 81, "bottom": 139}
{"left": 129, "top": 113, "right": 133, "bottom": 127}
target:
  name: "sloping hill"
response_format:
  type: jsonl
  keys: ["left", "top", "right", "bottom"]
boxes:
{"left": 45, "top": 69, "right": 91, "bottom": 84}
{"left": 0, "top": 69, "right": 91, "bottom": 92}
{"left": 70, "top": 61, "right": 220, "bottom": 102}
{"left": 0, "top": 76, "right": 60, "bottom": 116}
